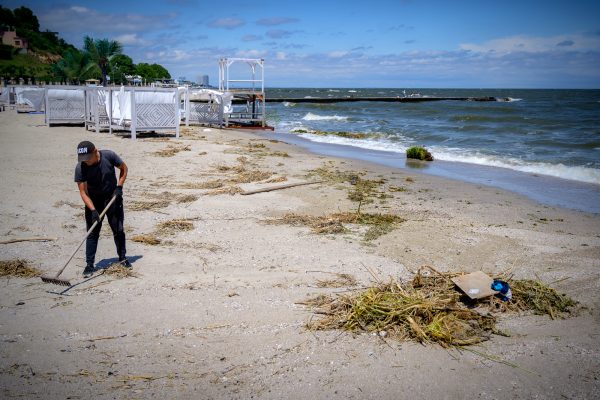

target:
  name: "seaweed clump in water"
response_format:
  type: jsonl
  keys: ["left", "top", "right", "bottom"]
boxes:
{"left": 406, "top": 146, "right": 434, "bottom": 161}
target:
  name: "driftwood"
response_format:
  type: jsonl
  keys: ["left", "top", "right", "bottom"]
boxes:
{"left": 0, "top": 237, "right": 57, "bottom": 244}
{"left": 241, "top": 181, "right": 323, "bottom": 196}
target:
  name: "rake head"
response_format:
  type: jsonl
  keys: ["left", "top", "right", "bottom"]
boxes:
{"left": 41, "top": 276, "right": 72, "bottom": 287}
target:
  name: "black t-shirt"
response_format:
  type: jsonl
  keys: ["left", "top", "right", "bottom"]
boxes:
{"left": 74, "top": 150, "right": 123, "bottom": 197}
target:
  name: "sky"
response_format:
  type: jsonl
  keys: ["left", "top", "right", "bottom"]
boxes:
{"left": 4, "top": 0, "right": 600, "bottom": 88}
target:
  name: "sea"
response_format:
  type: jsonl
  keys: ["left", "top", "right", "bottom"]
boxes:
{"left": 262, "top": 88, "right": 600, "bottom": 213}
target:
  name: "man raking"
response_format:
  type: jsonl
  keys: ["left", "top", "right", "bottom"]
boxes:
{"left": 75, "top": 141, "right": 130, "bottom": 277}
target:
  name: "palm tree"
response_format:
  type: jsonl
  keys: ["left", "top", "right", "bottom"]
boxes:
{"left": 83, "top": 36, "right": 122, "bottom": 85}
{"left": 52, "top": 49, "right": 97, "bottom": 84}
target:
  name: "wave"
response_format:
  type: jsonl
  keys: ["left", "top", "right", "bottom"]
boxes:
{"left": 292, "top": 133, "right": 600, "bottom": 185}
{"left": 496, "top": 97, "right": 523, "bottom": 102}
{"left": 282, "top": 102, "right": 295, "bottom": 107}
{"left": 450, "top": 114, "right": 516, "bottom": 123}
{"left": 428, "top": 149, "right": 599, "bottom": 184}
{"left": 302, "top": 112, "right": 349, "bottom": 121}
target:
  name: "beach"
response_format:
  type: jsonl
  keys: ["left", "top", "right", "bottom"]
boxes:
{"left": 1, "top": 111, "right": 599, "bottom": 399}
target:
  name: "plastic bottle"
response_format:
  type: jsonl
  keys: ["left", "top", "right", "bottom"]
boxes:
{"left": 491, "top": 280, "right": 512, "bottom": 301}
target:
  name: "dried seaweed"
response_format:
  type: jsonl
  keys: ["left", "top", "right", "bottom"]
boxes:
{"left": 206, "top": 185, "right": 243, "bottom": 196}
{"left": 154, "top": 144, "right": 192, "bottom": 157}
{"left": 307, "top": 165, "right": 359, "bottom": 184}
{"left": 505, "top": 280, "right": 577, "bottom": 319}
{"left": 102, "top": 263, "right": 138, "bottom": 278}
{"left": 0, "top": 259, "right": 41, "bottom": 277}
{"left": 156, "top": 219, "right": 194, "bottom": 235}
{"left": 303, "top": 267, "right": 577, "bottom": 347}
{"left": 128, "top": 200, "right": 170, "bottom": 211}
{"left": 316, "top": 273, "right": 358, "bottom": 288}
{"left": 269, "top": 212, "right": 404, "bottom": 240}
{"left": 306, "top": 279, "right": 493, "bottom": 347}
{"left": 180, "top": 180, "right": 224, "bottom": 189}
{"left": 131, "top": 234, "right": 161, "bottom": 245}
{"left": 176, "top": 194, "right": 198, "bottom": 203}
{"left": 231, "top": 168, "right": 272, "bottom": 184}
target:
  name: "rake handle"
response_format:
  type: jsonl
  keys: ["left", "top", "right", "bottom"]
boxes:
{"left": 52, "top": 195, "right": 118, "bottom": 279}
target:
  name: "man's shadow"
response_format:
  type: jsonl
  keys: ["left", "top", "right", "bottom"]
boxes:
{"left": 95, "top": 255, "right": 143, "bottom": 270}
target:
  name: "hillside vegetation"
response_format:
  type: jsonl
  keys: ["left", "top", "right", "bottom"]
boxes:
{"left": 0, "top": 6, "right": 170, "bottom": 84}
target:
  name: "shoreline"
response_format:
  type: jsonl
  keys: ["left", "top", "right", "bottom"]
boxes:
{"left": 262, "top": 130, "right": 600, "bottom": 214}
{"left": 1, "top": 112, "right": 599, "bottom": 399}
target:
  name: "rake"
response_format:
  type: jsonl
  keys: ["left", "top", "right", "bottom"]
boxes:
{"left": 41, "top": 195, "right": 117, "bottom": 286}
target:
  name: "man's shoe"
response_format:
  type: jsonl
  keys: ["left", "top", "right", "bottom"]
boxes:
{"left": 120, "top": 258, "right": 132, "bottom": 268}
{"left": 83, "top": 264, "right": 95, "bottom": 278}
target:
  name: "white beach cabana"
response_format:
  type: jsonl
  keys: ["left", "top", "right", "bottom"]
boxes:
{"left": 45, "top": 86, "right": 86, "bottom": 125}
{"left": 84, "top": 86, "right": 181, "bottom": 139}
{"left": 184, "top": 88, "right": 230, "bottom": 128}
{"left": 0, "top": 85, "right": 46, "bottom": 112}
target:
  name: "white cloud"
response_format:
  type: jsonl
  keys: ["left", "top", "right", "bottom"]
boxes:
{"left": 256, "top": 17, "right": 298, "bottom": 26}
{"left": 114, "top": 34, "right": 149, "bottom": 46}
{"left": 37, "top": 5, "right": 178, "bottom": 47}
{"left": 265, "top": 29, "right": 295, "bottom": 39}
{"left": 70, "top": 6, "right": 90, "bottom": 13}
{"left": 208, "top": 18, "right": 245, "bottom": 29}
{"left": 235, "top": 49, "right": 268, "bottom": 58}
{"left": 460, "top": 33, "right": 600, "bottom": 54}
{"left": 242, "top": 34, "right": 262, "bottom": 42}
{"left": 328, "top": 50, "right": 348, "bottom": 58}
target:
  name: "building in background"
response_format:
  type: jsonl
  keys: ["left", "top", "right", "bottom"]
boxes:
{"left": 1, "top": 28, "right": 28, "bottom": 53}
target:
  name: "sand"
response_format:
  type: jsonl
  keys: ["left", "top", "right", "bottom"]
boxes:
{"left": 0, "top": 111, "right": 599, "bottom": 399}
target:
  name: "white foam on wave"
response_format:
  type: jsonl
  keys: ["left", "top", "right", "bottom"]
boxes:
{"left": 302, "top": 112, "right": 349, "bottom": 121}
{"left": 297, "top": 132, "right": 409, "bottom": 152}
{"left": 497, "top": 97, "right": 523, "bottom": 102}
{"left": 429, "top": 148, "right": 600, "bottom": 184}
{"left": 294, "top": 133, "right": 600, "bottom": 185}
{"left": 282, "top": 101, "right": 295, "bottom": 107}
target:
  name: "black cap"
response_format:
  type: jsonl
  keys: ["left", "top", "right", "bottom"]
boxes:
{"left": 77, "top": 141, "right": 95, "bottom": 162}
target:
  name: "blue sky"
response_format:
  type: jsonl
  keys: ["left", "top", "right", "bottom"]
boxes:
{"left": 5, "top": 0, "right": 600, "bottom": 87}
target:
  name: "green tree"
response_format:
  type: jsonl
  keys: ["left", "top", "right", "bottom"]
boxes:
{"left": 83, "top": 35, "right": 122, "bottom": 85}
{"left": 52, "top": 49, "right": 97, "bottom": 84}
{"left": 13, "top": 6, "right": 39, "bottom": 31}
{"left": 0, "top": 6, "right": 16, "bottom": 29}
{"left": 134, "top": 62, "right": 171, "bottom": 82}
{"left": 109, "top": 54, "right": 135, "bottom": 84}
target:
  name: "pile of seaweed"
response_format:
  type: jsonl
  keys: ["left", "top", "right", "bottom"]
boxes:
{"left": 102, "top": 263, "right": 139, "bottom": 279}
{"left": 0, "top": 259, "right": 41, "bottom": 277}
{"left": 271, "top": 212, "right": 404, "bottom": 241}
{"left": 301, "top": 267, "right": 577, "bottom": 347}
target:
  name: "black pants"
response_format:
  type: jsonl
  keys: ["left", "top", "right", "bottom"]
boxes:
{"left": 84, "top": 195, "right": 126, "bottom": 266}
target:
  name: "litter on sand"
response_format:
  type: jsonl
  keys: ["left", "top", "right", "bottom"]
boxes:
{"left": 301, "top": 266, "right": 577, "bottom": 347}
{"left": 451, "top": 271, "right": 496, "bottom": 299}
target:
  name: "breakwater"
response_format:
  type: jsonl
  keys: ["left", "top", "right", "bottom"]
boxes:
{"left": 264, "top": 96, "right": 504, "bottom": 103}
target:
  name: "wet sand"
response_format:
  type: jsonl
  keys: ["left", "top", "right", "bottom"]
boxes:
{"left": 265, "top": 131, "right": 600, "bottom": 214}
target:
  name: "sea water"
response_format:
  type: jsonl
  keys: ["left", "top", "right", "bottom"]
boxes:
{"left": 264, "top": 89, "right": 600, "bottom": 213}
